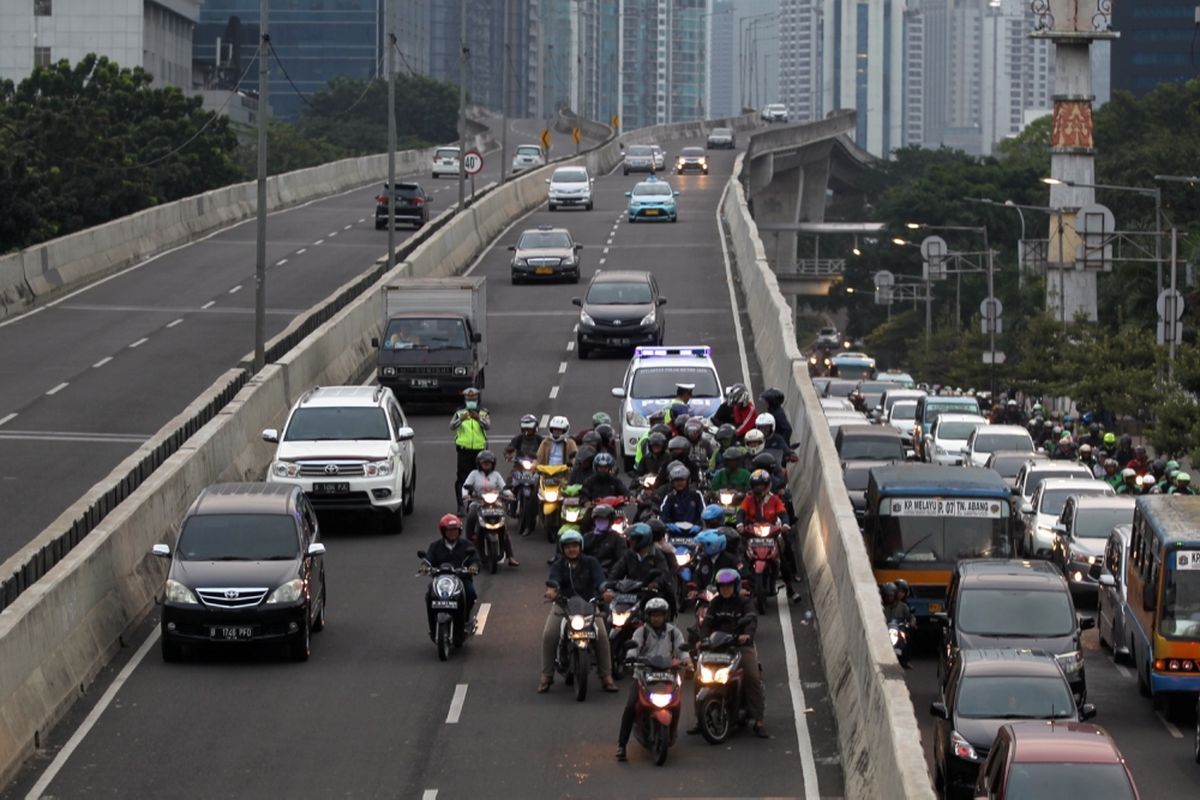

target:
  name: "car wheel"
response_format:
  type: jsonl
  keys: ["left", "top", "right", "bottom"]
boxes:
{"left": 623, "top": 168, "right": 629, "bottom": 176}
{"left": 161, "top": 637, "right": 183, "bottom": 663}
{"left": 586, "top": 202, "right": 593, "bottom": 211}
{"left": 375, "top": 220, "right": 385, "bottom": 230}
{"left": 670, "top": 215, "right": 677, "bottom": 223}
{"left": 628, "top": 217, "right": 636, "bottom": 223}
{"left": 703, "top": 170, "right": 709, "bottom": 175}
{"left": 290, "top": 613, "right": 311, "bottom": 662}
{"left": 312, "top": 583, "right": 327, "bottom": 632}
{"left": 413, "top": 221, "right": 423, "bottom": 230}
{"left": 511, "top": 274, "right": 521, "bottom": 285}
{"left": 386, "top": 508, "right": 404, "bottom": 534}
{"left": 577, "top": 337, "right": 589, "bottom": 360}
{"left": 432, "top": 172, "right": 438, "bottom": 180}
{"left": 548, "top": 203, "right": 556, "bottom": 211}
{"left": 403, "top": 463, "right": 416, "bottom": 514}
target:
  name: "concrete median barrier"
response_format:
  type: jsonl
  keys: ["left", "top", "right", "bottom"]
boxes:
{"left": 0, "top": 115, "right": 757, "bottom": 786}
{"left": 721, "top": 155, "right": 933, "bottom": 800}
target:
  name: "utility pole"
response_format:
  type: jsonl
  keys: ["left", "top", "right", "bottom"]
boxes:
{"left": 457, "top": 0, "right": 468, "bottom": 211}
{"left": 253, "top": 0, "right": 269, "bottom": 373}
{"left": 1169, "top": 227, "right": 1178, "bottom": 382}
{"left": 500, "top": 0, "right": 510, "bottom": 183}
{"left": 386, "top": 0, "right": 396, "bottom": 267}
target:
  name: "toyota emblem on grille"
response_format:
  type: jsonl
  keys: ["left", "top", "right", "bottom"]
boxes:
{"left": 224, "top": 590, "right": 239, "bottom": 599}
{"left": 324, "top": 464, "right": 340, "bottom": 475}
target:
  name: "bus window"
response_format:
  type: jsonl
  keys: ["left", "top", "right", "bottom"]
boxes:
{"left": 1161, "top": 553, "right": 1200, "bottom": 638}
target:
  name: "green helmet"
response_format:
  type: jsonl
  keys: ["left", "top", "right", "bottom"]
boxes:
{"left": 1167, "top": 459, "right": 1180, "bottom": 471}
{"left": 1103, "top": 432, "right": 1117, "bottom": 446}
{"left": 558, "top": 527, "right": 584, "bottom": 546}
{"left": 1179, "top": 473, "right": 1192, "bottom": 484}
{"left": 592, "top": 411, "right": 612, "bottom": 426}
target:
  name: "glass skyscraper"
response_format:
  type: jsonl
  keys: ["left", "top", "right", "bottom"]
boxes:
{"left": 1111, "top": 0, "right": 1198, "bottom": 95}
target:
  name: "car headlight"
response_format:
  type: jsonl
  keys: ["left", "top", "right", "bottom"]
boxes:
{"left": 513, "top": 257, "right": 528, "bottom": 266}
{"left": 453, "top": 366, "right": 468, "bottom": 376}
{"left": 649, "top": 692, "right": 674, "bottom": 708}
{"left": 562, "top": 256, "right": 577, "bottom": 267}
{"left": 164, "top": 579, "right": 198, "bottom": 604}
{"left": 365, "top": 460, "right": 393, "bottom": 477}
{"left": 1055, "top": 650, "right": 1084, "bottom": 674}
{"left": 381, "top": 366, "right": 397, "bottom": 377}
{"left": 639, "top": 309, "right": 656, "bottom": 325}
{"left": 579, "top": 311, "right": 595, "bottom": 326}
{"left": 267, "top": 578, "right": 304, "bottom": 604}
{"left": 272, "top": 461, "right": 299, "bottom": 478}
{"left": 570, "top": 614, "right": 587, "bottom": 631}
{"left": 626, "top": 409, "right": 648, "bottom": 427}
{"left": 935, "top": 445, "right": 947, "bottom": 455}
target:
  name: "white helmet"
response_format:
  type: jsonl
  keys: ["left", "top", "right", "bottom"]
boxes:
{"left": 755, "top": 412, "right": 775, "bottom": 430}
{"left": 744, "top": 428, "right": 765, "bottom": 454}
{"left": 549, "top": 415, "right": 570, "bottom": 442}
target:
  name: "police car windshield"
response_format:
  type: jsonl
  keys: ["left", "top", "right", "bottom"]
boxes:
{"left": 519, "top": 231, "right": 572, "bottom": 249}
{"left": 634, "top": 183, "right": 673, "bottom": 196}
{"left": 631, "top": 367, "right": 720, "bottom": 398}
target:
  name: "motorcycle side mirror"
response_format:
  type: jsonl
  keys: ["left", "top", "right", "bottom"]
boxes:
{"left": 417, "top": 550, "right": 427, "bottom": 559}
{"left": 929, "top": 701, "right": 949, "bottom": 720}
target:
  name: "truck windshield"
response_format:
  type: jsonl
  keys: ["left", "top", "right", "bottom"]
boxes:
{"left": 284, "top": 407, "right": 390, "bottom": 441}
{"left": 833, "top": 364, "right": 872, "bottom": 379}
{"left": 382, "top": 318, "right": 467, "bottom": 350}
{"left": 1161, "top": 553, "right": 1200, "bottom": 640}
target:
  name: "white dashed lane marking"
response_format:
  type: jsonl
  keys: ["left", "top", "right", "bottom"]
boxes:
{"left": 166, "top": 319, "right": 183, "bottom": 328}
{"left": 276, "top": 259, "right": 288, "bottom": 266}
{"left": 566, "top": 341, "right": 575, "bottom": 351}
{"left": 92, "top": 357, "right": 113, "bottom": 368}
{"left": 0, "top": 413, "right": 17, "bottom": 427}
{"left": 201, "top": 301, "right": 216, "bottom": 309}
{"left": 297, "top": 248, "right": 307, "bottom": 255}
{"left": 548, "top": 386, "right": 560, "bottom": 399}
{"left": 313, "top": 239, "right": 324, "bottom": 246}
{"left": 46, "top": 382, "right": 69, "bottom": 396}
{"left": 228, "top": 285, "right": 242, "bottom": 295}
{"left": 445, "top": 684, "right": 468, "bottom": 724}
{"left": 558, "top": 362, "right": 567, "bottom": 374}
{"left": 129, "top": 338, "right": 149, "bottom": 349}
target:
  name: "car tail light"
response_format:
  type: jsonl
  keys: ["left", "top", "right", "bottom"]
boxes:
{"left": 376, "top": 194, "right": 389, "bottom": 204}
{"left": 950, "top": 730, "right": 978, "bottom": 760}
{"left": 410, "top": 197, "right": 423, "bottom": 206}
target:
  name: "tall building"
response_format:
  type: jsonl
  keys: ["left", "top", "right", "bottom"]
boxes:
{"left": 1110, "top": 0, "right": 1198, "bottom": 96}
{"left": 193, "top": 0, "right": 388, "bottom": 120}
{"left": 901, "top": 2, "right": 925, "bottom": 146}
{"left": 779, "top": 0, "right": 822, "bottom": 122}
{"left": 618, "top": 0, "right": 711, "bottom": 132}
{"left": 821, "top": 0, "right": 906, "bottom": 156}
{"left": 708, "top": 0, "right": 736, "bottom": 118}
{"left": 0, "top": 0, "right": 200, "bottom": 88}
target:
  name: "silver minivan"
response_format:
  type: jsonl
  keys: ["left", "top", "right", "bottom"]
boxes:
{"left": 1097, "top": 523, "right": 1133, "bottom": 663}
{"left": 546, "top": 166, "right": 594, "bottom": 211}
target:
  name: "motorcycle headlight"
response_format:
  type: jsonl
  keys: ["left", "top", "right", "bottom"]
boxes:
{"left": 570, "top": 614, "right": 587, "bottom": 631}
{"left": 641, "top": 474, "right": 657, "bottom": 488}
{"left": 753, "top": 524, "right": 772, "bottom": 538}
{"left": 563, "top": 507, "right": 582, "bottom": 522}
{"left": 435, "top": 576, "right": 457, "bottom": 598}
{"left": 649, "top": 692, "right": 674, "bottom": 708}
{"left": 164, "top": 579, "right": 198, "bottom": 604}
{"left": 1055, "top": 650, "right": 1083, "bottom": 674}
{"left": 639, "top": 309, "right": 656, "bottom": 325}
{"left": 580, "top": 311, "right": 595, "bottom": 326}
{"left": 481, "top": 491, "right": 500, "bottom": 504}
{"left": 719, "top": 490, "right": 735, "bottom": 505}
{"left": 675, "top": 550, "right": 692, "bottom": 566}
{"left": 272, "top": 461, "right": 299, "bottom": 478}
{"left": 266, "top": 578, "right": 304, "bottom": 604}
{"left": 700, "top": 665, "right": 730, "bottom": 684}
{"left": 889, "top": 627, "right": 900, "bottom": 646}
{"left": 542, "top": 487, "right": 560, "bottom": 502}
{"left": 626, "top": 409, "right": 648, "bottom": 427}
{"left": 611, "top": 609, "right": 631, "bottom": 628}
{"left": 365, "top": 460, "right": 393, "bottom": 477}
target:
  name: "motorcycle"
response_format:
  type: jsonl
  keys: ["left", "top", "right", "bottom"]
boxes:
{"left": 711, "top": 488, "right": 744, "bottom": 525}
{"left": 560, "top": 484, "right": 586, "bottom": 527}
{"left": 509, "top": 456, "right": 540, "bottom": 536}
{"left": 624, "top": 653, "right": 685, "bottom": 765}
{"left": 667, "top": 521, "right": 699, "bottom": 612}
{"left": 537, "top": 464, "right": 570, "bottom": 542}
{"left": 607, "top": 578, "right": 646, "bottom": 679}
{"left": 593, "top": 495, "right": 631, "bottom": 538}
{"left": 693, "top": 631, "right": 749, "bottom": 744}
{"left": 889, "top": 619, "right": 913, "bottom": 669}
{"left": 473, "top": 488, "right": 513, "bottom": 574}
{"left": 417, "top": 551, "right": 477, "bottom": 662}
{"left": 555, "top": 595, "right": 599, "bottom": 702}
{"left": 744, "top": 521, "right": 783, "bottom": 615}
{"left": 634, "top": 474, "right": 660, "bottom": 522}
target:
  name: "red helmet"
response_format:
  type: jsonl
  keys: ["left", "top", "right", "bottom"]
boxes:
{"left": 438, "top": 514, "right": 463, "bottom": 535}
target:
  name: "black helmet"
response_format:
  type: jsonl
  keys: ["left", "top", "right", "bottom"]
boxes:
{"left": 749, "top": 469, "right": 771, "bottom": 489}
{"left": 476, "top": 449, "right": 497, "bottom": 468}
{"left": 752, "top": 452, "right": 778, "bottom": 470}
{"left": 1088, "top": 422, "right": 1100, "bottom": 435}
{"left": 647, "top": 518, "right": 667, "bottom": 541}
{"left": 581, "top": 431, "right": 602, "bottom": 449}
{"left": 894, "top": 579, "right": 910, "bottom": 596}
{"left": 669, "top": 462, "right": 691, "bottom": 482}
{"left": 684, "top": 418, "right": 705, "bottom": 440}
{"left": 723, "top": 446, "right": 746, "bottom": 464}
{"left": 715, "top": 423, "right": 736, "bottom": 446}
{"left": 595, "top": 423, "right": 615, "bottom": 443}
{"left": 591, "top": 503, "right": 615, "bottom": 520}
{"left": 647, "top": 431, "right": 668, "bottom": 450}
{"left": 718, "top": 525, "right": 740, "bottom": 553}
{"left": 760, "top": 387, "right": 785, "bottom": 407}
{"left": 673, "top": 413, "right": 691, "bottom": 431}
{"left": 881, "top": 582, "right": 897, "bottom": 603}
{"left": 593, "top": 452, "right": 615, "bottom": 472}
{"left": 727, "top": 383, "right": 749, "bottom": 405}
{"left": 668, "top": 435, "right": 690, "bottom": 455}
{"left": 575, "top": 445, "right": 596, "bottom": 466}
{"left": 650, "top": 423, "right": 672, "bottom": 438}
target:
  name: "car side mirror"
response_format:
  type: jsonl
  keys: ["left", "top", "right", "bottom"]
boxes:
{"left": 426, "top": 196, "right": 433, "bottom": 204}
{"left": 1053, "top": 522, "right": 1067, "bottom": 534}
{"left": 1098, "top": 573, "right": 1116, "bottom": 588}
{"left": 575, "top": 243, "right": 583, "bottom": 251}
{"left": 507, "top": 245, "right": 516, "bottom": 251}
{"left": 1020, "top": 502, "right": 1034, "bottom": 515}
{"left": 396, "top": 426, "right": 415, "bottom": 442}
{"left": 611, "top": 387, "right": 626, "bottom": 398}
{"left": 1078, "top": 615, "right": 1095, "bottom": 631}
{"left": 306, "top": 542, "right": 326, "bottom": 557}
{"left": 929, "top": 701, "right": 949, "bottom": 720}
{"left": 262, "top": 428, "right": 279, "bottom": 443}
{"left": 624, "top": 191, "right": 632, "bottom": 197}
{"left": 931, "top": 612, "right": 949, "bottom": 627}
{"left": 151, "top": 544, "right": 170, "bottom": 558}
{"left": 572, "top": 298, "right": 582, "bottom": 306}
{"left": 371, "top": 336, "right": 380, "bottom": 348}
{"left": 472, "top": 332, "right": 482, "bottom": 343}
{"left": 545, "top": 178, "right": 551, "bottom": 184}
{"left": 1079, "top": 702, "right": 1096, "bottom": 720}
{"left": 960, "top": 447, "right": 970, "bottom": 456}
{"left": 657, "top": 297, "right": 667, "bottom": 306}
{"left": 673, "top": 191, "right": 680, "bottom": 196}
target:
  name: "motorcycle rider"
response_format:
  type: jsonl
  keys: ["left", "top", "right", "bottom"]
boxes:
{"left": 1126, "top": 445, "right": 1151, "bottom": 477}
{"left": 737, "top": 469, "right": 797, "bottom": 602}
{"left": 569, "top": 445, "right": 598, "bottom": 486}
{"left": 1083, "top": 422, "right": 1104, "bottom": 451}
{"left": 691, "top": 568, "right": 768, "bottom": 738}
{"left": 616, "top": 597, "right": 690, "bottom": 761}
{"left": 633, "top": 414, "right": 668, "bottom": 468}
{"left": 692, "top": 528, "right": 743, "bottom": 593}
{"left": 1116, "top": 468, "right": 1140, "bottom": 495}
{"left": 582, "top": 452, "right": 630, "bottom": 503}
{"left": 540, "top": 529, "right": 617, "bottom": 693}
{"left": 881, "top": 581, "right": 915, "bottom": 626}
{"left": 1078, "top": 443, "right": 1102, "bottom": 478}
{"left": 537, "top": 415, "right": 578, "bottom": 467}
{"left": 701, "top": 503, "right": 726, "bottom": 531}
{"left": 655, "top": 437, "right": 700, "bottom": 489}
{"left": 744, "top": 428, "right": 766, "bottom": 458}
{"left": 575, "top": 411, "right": 613, "bottom": 445}
{"left": 1157, "top": 460, "right": 1181, "bottom": 493}
{"left": 460, "top": 449, "right": 519, "bottom": 567}
{"left": 710, "top": 425, "right": 738, "bottom": 469}
{"left": 450, "top": 387, "right": 491, "bottom": 509}
{"left": 713, "top": 383, "right": 758, "bottom": 439}
{"left": 1170, "top": 472, "right": 1197, "bottom": 495}
{"left": 505, "top": 414, "right": 544, "bottom": 462}
{"left": 758, "top": 387, "right": 794, "bottom": 447}
{"left": 683, "top": 418, "right": 719, "bottom": 476}
{"left": 608, "top": 523, "right": 672, "bottom": 595}
{"left": 1100, "top": 431, "right": 1118, "bottom": 460}
{"left": 660, "top": 463, "right": 706, "bottom": 526}
{"left": 1113, "top": 435, "right": 1136, "bottom": 469}
{"left": 755, "top": 413, "right": 793, "bottom": 467}
{"left": 709, "top": 446, "right": 752, "bottom": 494}
{"left": 636, "top": 431, "right": 671, "bottom": 478}
{"left": 594, "top": 423, "right": 620, "bottom": 463}
{"left": 585, "top": 504, "right": 627, "bottom": 571}
{"left": 424, "top": 514, "right": 480, "bottom": 638}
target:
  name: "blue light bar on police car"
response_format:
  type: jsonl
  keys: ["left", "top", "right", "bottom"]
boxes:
{"left": 634, "top": 346, "right": 711, "bottom": 359}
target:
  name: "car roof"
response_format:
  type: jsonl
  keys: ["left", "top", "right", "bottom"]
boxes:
{"left": 1005, "top": 722, "right": 1125, "bottom": 764}
{"left": 959, "top": 648, "right": 1066, "bottom": 678}
{"left": 1038, "top": 477, "right": 1111, "bottom": 493}
{"left": 884, "top": 389, "right": 926, "bottom": 399}
{"left": 838, "top": 424, "right": 901, "bottom": 439}
{"left": 552, "top": 165, "right": 588, "bottom": 175}
{"left": 1134, "top": 495, "right": 1200, "bottom": 545}
{"left": 634, "top": 177, "right": 672, "bottom": 188}
{"left": 935, "top": 413, "right": 987, "bottom": 424}
{"left": 843, "top": 459, "right": 895, "bottom": 475}
{"left": 190, "top": 482, "right": 300, "bottom": 516}
{"left": 297, "top": 385, "right": 389, "bottom": 408}
{"left": 1024, "top": 462, "right": 1092, "bottom": 477}
{"left": 989, "top": 450, "right": 1045, "bottom": 462}
{"left": 957, "top": 558, "right": 1066, "bottom": 590}
{"left": 521, "top": 226, "right": 571, "bottom": 236}
{"left": 591, "top": 270, "right": 652, "bottom": 284}
{"left": 975, "top": 425, "right": 1030, "bottom": 436}
{"left": 1070, "top": 495, "right": 1136, "bottom": 513}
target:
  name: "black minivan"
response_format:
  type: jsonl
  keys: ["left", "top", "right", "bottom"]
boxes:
{"left": 935, "top": 559, "right": 1094, "bottom": 701}
{"left": 154, "top": 483, "right": 327, "bottom": 663}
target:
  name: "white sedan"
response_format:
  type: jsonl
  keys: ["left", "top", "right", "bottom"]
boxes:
{"left": 922, "top": 413, "right": 987, "bottom": 466}
{"left": 960, "top": 424, "right": 1036, "bottom": 467}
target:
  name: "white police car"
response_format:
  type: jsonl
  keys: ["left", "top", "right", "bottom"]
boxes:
{"left": 610, "top": 346, "right": 723, "bottom": 468}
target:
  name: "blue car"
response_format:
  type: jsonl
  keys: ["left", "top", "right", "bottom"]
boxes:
{"left": 625, "top": 176, "right": 679, "bottom": 223}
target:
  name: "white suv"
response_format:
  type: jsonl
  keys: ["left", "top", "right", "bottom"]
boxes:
{"left": 264, "top": 386, "right": 416, "bottom": 533}
{"left": 431, "top": 146, "right": 461, "bottom": 179}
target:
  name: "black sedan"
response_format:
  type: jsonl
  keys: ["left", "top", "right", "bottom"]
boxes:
{"left": 375, "top": 182, "right": 431, "bottom": 229}
{"left": 573, "top": 270, "right": 666, "bottom": 359}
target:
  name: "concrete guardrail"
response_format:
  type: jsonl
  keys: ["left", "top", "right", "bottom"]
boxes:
{"left": 721, "top": 153, "right": 933, "bottom": 800}
{"left": 0, "top": 111, "right": 758, "bottom": 787}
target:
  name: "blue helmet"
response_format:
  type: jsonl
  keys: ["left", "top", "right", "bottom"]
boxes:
{"left": 701, "top": 503, "right": 725, "bottom": 523}
{"left": 696, "top": 530, "right": 727, "bottom": 558}
{"left": 628, "top": 523, "right": 653, "bottom": 549}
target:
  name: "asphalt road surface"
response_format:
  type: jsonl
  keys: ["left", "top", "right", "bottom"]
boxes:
{"left": 0, "top": 119, "right": 599, "bottom": 565}
{"left": 4, "top": 138, "right": 846, "bottom": 798}
{"left": 903, "top": 588, "right": 1199, "bottom": 796}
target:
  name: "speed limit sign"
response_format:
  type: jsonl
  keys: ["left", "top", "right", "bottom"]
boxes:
{"left": 462, "top": 150, "right": 483, "bottom": 175}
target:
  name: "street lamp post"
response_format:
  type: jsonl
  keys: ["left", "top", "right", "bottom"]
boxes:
{"left": 906, "top": 222, "right": 989, "bottom": 329}
{"left": 1004, "top": 200, "right": 1026, "bottom": 290}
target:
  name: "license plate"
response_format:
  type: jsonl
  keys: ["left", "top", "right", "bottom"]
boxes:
{"left": 670, "top": 538, "right": 695, "bottom": 547}
{"left": 612, "top": 338, "right": 631, "bottom": 346}
{"left": 431, "top": 600, "right": 458, "bottom": 609}
{"left": 928, "top": 603, "right": 944, "bottom": 613}
{"left": 313, "top": 482, "right": 349, "bottom": 494}
{"left": 644, "top": 209, "right": 660, "bottom": 216}
{"left": 535, "top": 267, "right": 554, "bottom": 275}
{"left": 702, "top": 653, "right": 733, "bottom": 664}
{"left": 570, "top": 630, "right": 596, "bottom": 640}
{"left": 614, "top": 594, "right": 639, "bottom": 605}
{"left": 411, "top": 378, "right": 438, "bottom": 388}
{"left": 644, "top": 672, "right": 675, "bottom": 683}
{"left": 210, "top": 625, "right": 254, "bottom": 640}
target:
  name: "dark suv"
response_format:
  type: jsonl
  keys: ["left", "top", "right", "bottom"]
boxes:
{"left": 375, "top": 182, "right": 431, "bottom": 229}
{"left": 931, "top": 649, "right": 1094, "bottom": 800}
{"left": 573, "top": 270, "right": 666, "bottom": 358}
{"left": 936, "top": 559, "right": 1094, "bottom": 701}
{"left": 153, "top": 483, "right": 327, "bottom": 663}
